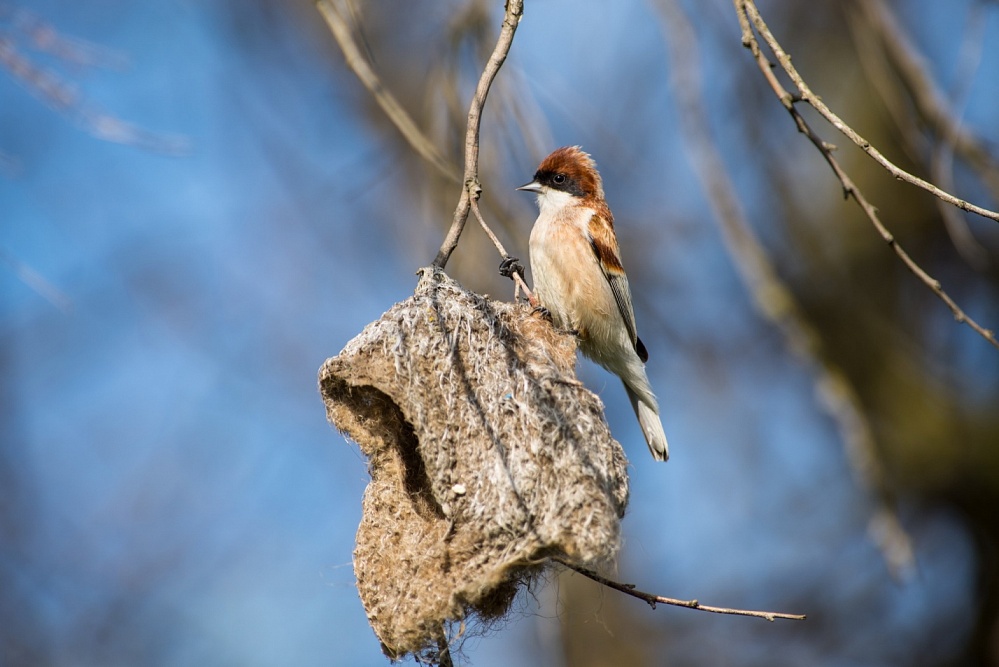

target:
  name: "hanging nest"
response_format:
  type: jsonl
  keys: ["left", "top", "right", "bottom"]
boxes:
{"left": 318, "top": 266, "right": 630, "bottom": 660}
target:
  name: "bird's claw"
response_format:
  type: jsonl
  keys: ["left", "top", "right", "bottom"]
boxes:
{"left": 531, "top": 305, "right": 552, "bottom": 322}
{"left": 499, "top": 256, "right": 525, "bottom": 280}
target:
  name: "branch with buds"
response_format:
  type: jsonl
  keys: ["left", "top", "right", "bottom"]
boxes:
{"left": 734, "top": 0, "right": 999, "bottom": 351}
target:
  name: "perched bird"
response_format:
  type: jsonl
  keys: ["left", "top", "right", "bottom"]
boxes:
{"left": 517, "top": 146, "right": 669, "bottom": 461}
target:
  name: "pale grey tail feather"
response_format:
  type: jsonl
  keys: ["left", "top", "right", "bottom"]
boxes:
{"left": 624, "top": 385, "right": 669, "bottom": 462}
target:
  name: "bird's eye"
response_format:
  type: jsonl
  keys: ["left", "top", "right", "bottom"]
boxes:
{"left": 553, "top": 173, "right": 566, "bottom": 184}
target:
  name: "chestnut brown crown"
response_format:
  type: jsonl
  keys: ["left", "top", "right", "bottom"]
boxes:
{"left": 531, "top": 146, "right": 605, "bottom": 200}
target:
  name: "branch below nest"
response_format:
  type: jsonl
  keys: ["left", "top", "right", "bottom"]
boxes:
{"left": 553, "top": 557, "right": 806, "bottom": 622}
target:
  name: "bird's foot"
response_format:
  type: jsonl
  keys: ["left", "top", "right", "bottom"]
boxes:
{"left": 498, "top": 256, "right": 525, "bottom": 280}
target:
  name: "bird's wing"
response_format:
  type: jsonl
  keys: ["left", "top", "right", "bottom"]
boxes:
{"left": 587, "top": 212, "right": 648, "bottom": 362}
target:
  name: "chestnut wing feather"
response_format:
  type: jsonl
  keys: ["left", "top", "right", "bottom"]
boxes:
{"left": 587, "top": 213, "right": 648, "bottom": 362}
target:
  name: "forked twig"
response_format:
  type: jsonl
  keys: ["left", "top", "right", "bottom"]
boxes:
{"left": 470, "top": 195, "right": 535, "bottom": 302}
{"left": 553, "top": 557, "right": 806, "bottom": 622}
{"left": 734, "top": 0, "right": 999, "bottom": 351}
{"left": 433, "top": 0, "right": 524, "bottom": 270}
{"left": 319, "top": 0, "right": 531, "bottom": 299}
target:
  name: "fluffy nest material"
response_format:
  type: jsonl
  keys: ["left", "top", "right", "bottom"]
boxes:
{"left": 318, "top": 267, "right": 630, "bottom": 660}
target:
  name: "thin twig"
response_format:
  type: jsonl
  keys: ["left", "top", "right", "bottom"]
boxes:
{"left": 845, "top": 0, "right": 991, "bottom": 267}
{"left": 469, "top": 195, "right": 536, "bottom": 303}
{"left": 850, "top": 0, "right": 999, "bottom": 203}
{"left": 436, "top": 626, "right": 454, "bottom": 667}
{"left": 433, "top": 0, "right": 524, "bottom": 269}
{"left": 737, "top": 0, "right": 999, "bottom": 226}
{"left": 320, "top": 0, "right": 532, "bottom": 296}
{"left": 735, "top": 0, "right": 999, "bottom": 352}
{"left": 656, "top": 0, "right": 916, "bottom": 577}
{"left": 552, "top": 557, "right": 806, "bottom": 622}
{"left": 316, "top": 0, "right": 460, "bottom": 183}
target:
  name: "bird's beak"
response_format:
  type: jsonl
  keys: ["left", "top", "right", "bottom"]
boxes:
{"left": 516, "top": 180, "right": 542, "bottom": 193}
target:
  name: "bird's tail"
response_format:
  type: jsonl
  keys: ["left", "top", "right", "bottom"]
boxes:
{"left": 625, "top": 384, "right": 669, "bottom": 462}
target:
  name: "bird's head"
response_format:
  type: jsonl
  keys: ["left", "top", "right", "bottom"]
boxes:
{"left": 516, "top": 146, "right": 605, "bottom": 210}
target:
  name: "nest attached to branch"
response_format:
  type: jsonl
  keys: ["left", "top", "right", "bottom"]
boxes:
{"left": 318, "top": 267, "right": 630, "bottom": 660}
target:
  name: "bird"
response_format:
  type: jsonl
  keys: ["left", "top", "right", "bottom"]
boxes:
{"left": 516, "top": 146, "right": 669, "bottom": 461}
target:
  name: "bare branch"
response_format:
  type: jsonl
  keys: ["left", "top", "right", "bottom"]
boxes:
{"left": 433, "top": 0, "right": 524, "bottom": 270}
{"left": 319, "top": 0, "right": 534, "bottom": 296}
{"left": 553, "top": 557, "right": 806, "bottom": 622}
{"left": 850, "top": 0, "right": 999, "bottom": 202}
{"left": 735, "top": 0, "right": 999, "bottom": 351}
{"left": 737, "top": 0, "right": 999, "bottom": 225}
{"left": 656, "top": 0, "right": 916, "bottom": 577}
{"left": 436, "top": 626, "right": 454, "bottom": 667}
{"left": 316, "top": 0, "right": 460, "bottom": 183}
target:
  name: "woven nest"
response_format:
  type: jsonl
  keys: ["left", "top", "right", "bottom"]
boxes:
{"left": 318, "top": 267, "right": 630, "bottom": 660}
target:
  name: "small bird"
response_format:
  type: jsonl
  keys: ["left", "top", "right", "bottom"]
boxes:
{"left": 517, "top": 146, "right": 669, "bottom": 461}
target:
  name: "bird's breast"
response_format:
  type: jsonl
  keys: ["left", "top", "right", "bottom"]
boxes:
{"left": 529, "top": 209, "right": 617, "bottom": 341}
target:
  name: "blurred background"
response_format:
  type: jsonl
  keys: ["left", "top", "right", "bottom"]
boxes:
{"left": 3, "top": 0, "right": 999, "bottom": 664}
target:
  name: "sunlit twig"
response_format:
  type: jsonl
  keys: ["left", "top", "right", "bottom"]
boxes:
{"left": 735, "top": 0, "right": 999, "bottom": 351}
{"left": 469, "top": 195, "right": 535, "bottom": 303}
{"left": 553, "top": 557, "right": 806, "bottom": 622}
{"left": 657, "top": 0, "right": 916, "bottom": 578}
{"left": 433, "top": 0, "right": 524, "bottom": 270}
{"left": 738, "top": 0, "right": 999, "bottom": 226}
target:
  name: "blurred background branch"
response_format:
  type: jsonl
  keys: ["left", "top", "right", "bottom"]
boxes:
{"left": 845, "top": 0, "right": 996, "bottom": 267}
{"left": 316, "top": 0, "right": 460, "bottom": 183}
{"left": 848, "top": 0, "right": 999, "bottom": 200}
{"left": 0, "top": 6, "right": 188, "bottom": 152}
